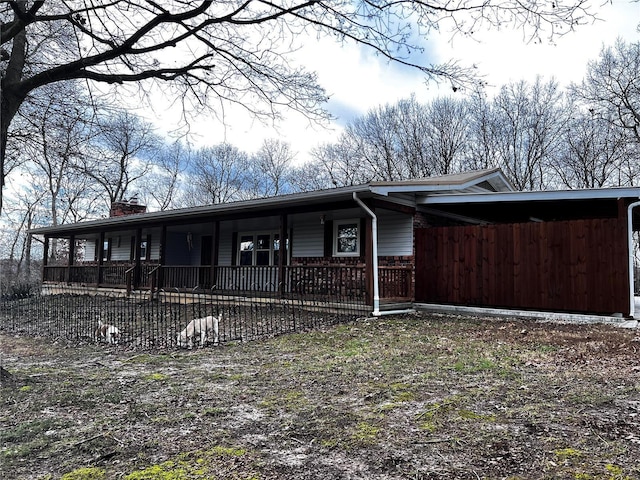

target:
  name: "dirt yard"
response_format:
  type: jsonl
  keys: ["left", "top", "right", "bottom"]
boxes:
{"left": 1, "top": 312, "right": 639, "bottom": 480}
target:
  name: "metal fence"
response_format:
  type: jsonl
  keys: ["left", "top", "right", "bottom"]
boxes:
{"left": 0, "top": 284, "right": 370, "bottom": 350}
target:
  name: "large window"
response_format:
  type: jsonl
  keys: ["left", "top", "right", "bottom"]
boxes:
{"left": 238, "top": 232, "right": 286, "bottom": 266}
{"left": 333, "top": 220, "right": 360, "bottom": 256}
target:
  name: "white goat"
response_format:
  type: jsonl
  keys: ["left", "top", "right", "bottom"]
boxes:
{"left": 95, "top": 320, "right": 121, "bottom": 344}
{"left": 177, "top": 314, "right": 221, "bottom": 348}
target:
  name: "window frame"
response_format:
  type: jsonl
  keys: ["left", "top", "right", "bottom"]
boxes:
{"left": 333, "top": 219, "right": 360, "bottom": 257}
{"left": 102, "top": 239, "right": 111, "bottom": 262}
{"left": 236, "top": 231, "right": 286, "bottom": 266}
{"left": 140, "top": 240, "right": 148, "bottom": 261}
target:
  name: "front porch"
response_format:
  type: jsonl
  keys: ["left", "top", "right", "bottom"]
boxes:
{"left": 42, "top": 262, "right": 414, "bottom": 307}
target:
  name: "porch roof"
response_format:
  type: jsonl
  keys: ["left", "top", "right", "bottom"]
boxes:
{"left": 29, "top": 168, "right": 510, "bottom": 237}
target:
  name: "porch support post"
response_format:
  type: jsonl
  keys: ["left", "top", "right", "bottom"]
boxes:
{"left": 42, "top": 235, "right": 49, "bottom": 282}
{"left": 158, "top": 225, "right": 166, "bottom": 290}
{"left": 279, "top": 213, "right": 288, "bottom": 297}
{"left": 211, "top": 220, "right": 219, "bottom": 289}
{"left": 98, "top": 232, "right": 105, "bottom": 285}
{"left": 67, "top": 234, "right": 75, "bottom": 285}
{"left": 626, "top": 198, "right": 640, "bottom": 318}
{"left": 134, "top": 228, "right": 142, "bottom": 289}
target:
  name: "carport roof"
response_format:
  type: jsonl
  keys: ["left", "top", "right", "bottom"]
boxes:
{"left": 420, "top": 187, "right": 640, "bottom": 229}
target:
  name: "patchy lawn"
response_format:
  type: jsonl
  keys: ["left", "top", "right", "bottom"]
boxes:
{"left": 1, "top": 312, "right": 639, "bottom": 480}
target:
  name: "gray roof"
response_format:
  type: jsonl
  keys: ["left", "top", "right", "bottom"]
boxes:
{"left": 30, "top": 168, "right": 640, "bottom": 236}
{"left": 30, "top": 168, "right": 512, "bottom": 236}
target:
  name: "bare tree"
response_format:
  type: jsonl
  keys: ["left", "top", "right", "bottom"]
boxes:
{"left": 576, "top": 40, "right": 640, "bottom": 144}
{"left": 19, "top": 81, "right": 95, "bottom": 227}
{"left": 1, "top": 0, "right": 597, "bottom": 210}
{"left": 141, "top": 140, "right": 190, "bottom": 211}
{"left": 463, "top": 89, "right": 499, "bottom": 172}
{"left": 0, "top": 184, "right": 46, "bottom": 283}
{"left": 79, "top": 110, "right": 159, "bottom": 210}
{"left": 185, "top": 143, "right": 250, "bottom": 206}
{"left": 393, "top": 96, "right": 433, "bottom": 178}
{"left": 573, "top": 39, "right": 640, "bottom": 186}
{"left": 288, "top": 157, "right": 337, "bottom": 192}
{"left": 248, "top": 138, "right": 296, "bottom": 197}
{"left": 311, "top": 95, "right": 468, "bottom": 185}
{"left": 422, "top": 96, "right": 470, "bottom": 175}
{"left": 348, "top": 103, "right": 406, "bottom": 181}
{"left": 490, "top": 77, "right": 568, "bottom": 190}
{"left": 310, "top": 138, "right": 374, "bottom": 187}
{"left": 551, "top": 108, "right": 630, "bottom": 188}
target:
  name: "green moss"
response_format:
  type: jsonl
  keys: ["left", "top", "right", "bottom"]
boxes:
{"left": 573, "top": 474, "right": 593, "bottom": 480}
{"left": 125, "top": 446, "right": 252, "bottom": 479}
{"left": 125, "top": 461, "right": 187, "bottom": 480}
{"left": 604, "top": 464, "right": 633, "bottom": 480}
{"left": 145, "top": 372, "right": 169, "bottom": 381}
{"left": 351, "top": 422, "right": 380, "bottom": 443}
{"left": 260, "top": 389, "right": 309, "bottom": 412}
{"left": 209, "top": 446, "right": 246, "bottom": 457}
{"left": 457, "top": 409, "right": 496, "bottom": 422}
{"left": 61, "top": 467, "right": 106, "bottom": 480}
{"left": 555, "top": 448, "right": 582, "bottom": 460}
{"left": 389, "top": 383, "right": 415, "bottom": 402}
{"left": 453, "top": 356, "right": 497, "bottom": 373}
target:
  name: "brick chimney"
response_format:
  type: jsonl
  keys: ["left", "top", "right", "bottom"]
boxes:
{"left": 109, "top": 196, "right": 147, "bottom": 217}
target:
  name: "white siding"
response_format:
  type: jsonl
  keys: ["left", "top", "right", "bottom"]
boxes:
{"left": 377, "top": 211, "right": 413, "bottom": 257}
{"left": 218, "top": 222, "right": 234, "bottom": 266}
{"left": 149, "top": 239, "right": 161, "bottom": 260}
{"left": 84, "top": 241, "right": 96, "bottom": 261}
{"left": 290, "top": 215, "right": 324, "bottom": 257}
{"left": 110, "top": 239, "right": 132, "bottom": 261}
{"left": 289, "top": 209, "right": 413, "bottom": 258}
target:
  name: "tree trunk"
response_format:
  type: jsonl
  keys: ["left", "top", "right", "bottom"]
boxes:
{"left": 1, "top": 22, "right": 29, "bottom": 213}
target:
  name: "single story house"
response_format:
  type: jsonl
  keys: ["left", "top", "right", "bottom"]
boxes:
{"left": 29, "top": 168, "right": 640, "bottom": 318}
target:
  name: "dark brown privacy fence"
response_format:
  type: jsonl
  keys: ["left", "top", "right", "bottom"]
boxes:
{"left": 0, "top": 285, "right": 369, "bottom": 349}
{"left": 415, "top": 218, "right": 631, "bottom": 316}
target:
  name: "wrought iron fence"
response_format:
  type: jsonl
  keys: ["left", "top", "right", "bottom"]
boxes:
{"left": 0, "top": 283, "right": 369, "bottom": 350}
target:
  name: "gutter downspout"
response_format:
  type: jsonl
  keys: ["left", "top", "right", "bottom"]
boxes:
{"left": 628, "top": 199, "right": 640, "bottom": 319}
{"left": 353, "top": 192, "right": 381, "bottom": 316}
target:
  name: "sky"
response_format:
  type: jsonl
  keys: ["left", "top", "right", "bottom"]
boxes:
{"left": 146, "top": 1, "right": 640, "bottom": 166}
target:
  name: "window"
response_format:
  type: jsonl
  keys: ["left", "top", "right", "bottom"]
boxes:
{"left": 239, "top": 235, "right": 254, "bottom": 266}
{"left": 140, "top": 240, "right": 148, "bottom": 260}
{"left": 237, "top": 232, "right": 287, "bottom": 266}
{"left": 102, "top": 239, "right": 111, "bottom": 261}
{"left": 334, "top": 220, "right": 360, "bottom": 256}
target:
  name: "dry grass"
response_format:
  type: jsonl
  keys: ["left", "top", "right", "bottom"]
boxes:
{"left": 2, "top": 312, "right": 639, "bottom": 479}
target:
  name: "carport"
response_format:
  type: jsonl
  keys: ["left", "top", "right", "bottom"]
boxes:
{"left": 415, "top": 188, "right": 640, "bottom": 318}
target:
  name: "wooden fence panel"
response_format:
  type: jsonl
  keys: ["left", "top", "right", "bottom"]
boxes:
{"left": 415, "top": 218, "right": 630, "bottom": 316}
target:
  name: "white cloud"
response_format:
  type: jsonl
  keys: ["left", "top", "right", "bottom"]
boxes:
{"left": 144, "top": 1, "right": 639, "bottom": 165}
{"left": 432, "top": 1, "right": 639, "bottom": 90}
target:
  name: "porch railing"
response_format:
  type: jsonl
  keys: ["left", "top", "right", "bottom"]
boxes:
{"left": 379, "top": 266, "right": 414, "bottom": 301}
{"left": 42, "top": 263, "right": 414, "bottom": 301}
{"left": 286, "top": 265, "right": 365, "bottom": 299}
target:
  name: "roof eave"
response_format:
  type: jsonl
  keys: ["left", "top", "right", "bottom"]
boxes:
{"left": 419, "top": 187, "right": 640, "bottom": 205}
{"left": 370, "top": 169, "right": 514, "bottom": 196}
{"left": 29, "top": 184, "right": 375, "bottom": 236}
